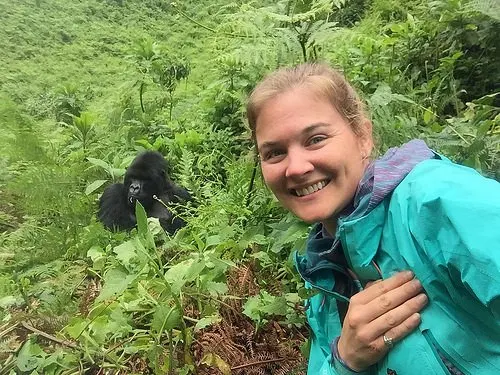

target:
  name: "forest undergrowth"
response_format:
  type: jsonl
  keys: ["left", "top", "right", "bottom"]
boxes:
{"left": 0, "top": 0, "right": 498, "bottom": 374}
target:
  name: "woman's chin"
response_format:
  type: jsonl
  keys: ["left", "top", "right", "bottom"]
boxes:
{"left": 294, "top": 210, "right": 333, "bottom": 225}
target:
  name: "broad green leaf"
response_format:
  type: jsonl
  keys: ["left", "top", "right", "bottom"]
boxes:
{"left": 178, "top": 365, "right": 196, "bottom": 375}
{"left": 242, "top": 296, "right": 261, "bottom": 320}
{"left": 192, "top": 233, "right": 206, "bottom": 252}
{"left": 151, "top": 304, "right": 181, "bottom": 333}
{"left": 64, "top": 319, "right": 87, "bottom": 339}
{"left": 391, "top": 93, "right": 415, "bottom": 104}
{"left": 206, "top": 254, "right": 236, "bottom": 270}
{"left": 87, "top": 157, "right": 111, "bottom": 170}
{"left": 113, "top": 240, "right": 138, "bottom": 269}
{"left": 43, "top": 351, "right": 78, "bottom": 373}
{"left": 87, "top": 245, "right": 104, "bottom": 262}
{"left": 165, "top": 259, "right": 192, "bottom": 283}
{"left": 423, "top": 109, "right": 434, "bottom": 125}
{"left": 430, "top": 122, "right": 444, "bottom": 132}
{"left": 90, "top": 315, "right": 110, "bottom": 343}
{"left": 205, "top": 235, "right": 222, "bottom": 248}
{"left": 152, "top": 137, "right": 165, "bottom": 149}
{"left": 260, "top": 295, "right": 288, "bottom": 316}
{"left": 174, "top": 260, "right": 205, "bottom": 293}
{"left": 111, "top": 167, "right": 126, "bottom": 179}
{"left": 135, "top": 201, "right": 148, "bottom": 236}
{"left": 135, "top": 139, "right": 153, "bottom": 149}
{"left": 239, "top": 226, "right": 268, "bottom": 247}
{"left": 205, "top": 281, "right": 228, "bottom": 296}
{"left": 96, "top": 268, "right": 136, "bottom": 302}
{"left": 85, "top": 179, "right": 108, "bottom": 195}
{"left": 285, "top": 293, "right": 301, "bottom": 304}
{"left": 87, "top": 245, "right": 105, "bottom": 269}
{"left": 243, "top": 292, "right": 288, "bottom": 321}
{"left": 17, "top": 340, "right": 45, "bottom": 371}
{"left": 107, "top": 306, "right": 132, "bottom": 335}
{"left": 194, "top": 315, "right": 221, "bottom": 332}
{"left": 251, "top": 251, "right": 272, "bottom": 265}
{"left": 185, "top": 259, "right": 206, "bottom": 282}
{"left": 477, "top": 120, "right": 491, "bottom": 138}
{"left": 300, "top": 338, "right": 311, "bottom": 359}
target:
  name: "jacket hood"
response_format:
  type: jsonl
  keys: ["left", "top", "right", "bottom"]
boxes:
{"left": 351, "top": 139, "right": 435, "bottom": 219}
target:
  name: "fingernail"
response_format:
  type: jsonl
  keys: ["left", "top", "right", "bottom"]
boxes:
{"left": 418, "top": 294, "right": 428, "bottom": 304}
{"left": 404, "top": 270, "right": 414, "bottom": 278}
{"left": 412, "top": 279, "right": 422, "bottom": 288}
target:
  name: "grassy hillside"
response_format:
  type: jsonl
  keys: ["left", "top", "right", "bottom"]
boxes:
{"left": 0, "top": 0, "right": 498, "bottom": 373}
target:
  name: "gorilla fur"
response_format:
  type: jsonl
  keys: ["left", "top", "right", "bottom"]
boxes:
{"left": 98, "top": 151, "right": 191, "bottom": 234}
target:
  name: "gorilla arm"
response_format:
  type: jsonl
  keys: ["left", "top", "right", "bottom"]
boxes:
{"left": 98, "top": 183, "right": 137, "bottom": 231}
{"left": 165, "top": 181, "right": 192, "bottom": 202}
{"left": 150, "top": 186, "right": 190, "bottom": 235}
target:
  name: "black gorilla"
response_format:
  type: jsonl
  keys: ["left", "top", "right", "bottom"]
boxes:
{"left": 98, "top": 151, "right": 191, "bottom": 234}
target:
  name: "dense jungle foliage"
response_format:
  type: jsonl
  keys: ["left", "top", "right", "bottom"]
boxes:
{"left": 0, "top": 0, "right": 498, "bottom": 374}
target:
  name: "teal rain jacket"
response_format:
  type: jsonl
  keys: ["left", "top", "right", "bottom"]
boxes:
{"left": 295, "top": 157, "right": 500, "bottom": 375}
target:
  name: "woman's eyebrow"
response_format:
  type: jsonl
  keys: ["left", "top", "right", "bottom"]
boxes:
{"left": 303, "top": 123, "right": 330, "bottom": 134}
{"left": 258, "top": 141, "right": 279, "bottom": 151}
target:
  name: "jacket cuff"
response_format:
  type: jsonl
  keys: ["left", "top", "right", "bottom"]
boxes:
{"left": 331, "top": 336, "right": 371, "bottom": 375}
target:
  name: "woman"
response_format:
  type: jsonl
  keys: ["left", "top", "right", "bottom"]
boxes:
{"left": 246, "top": 63, "right": 500, "bottom": 375}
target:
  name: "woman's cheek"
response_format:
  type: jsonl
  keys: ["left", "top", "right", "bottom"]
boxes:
{"left": 261, "top": 165, "right": 279, "bottom": 185}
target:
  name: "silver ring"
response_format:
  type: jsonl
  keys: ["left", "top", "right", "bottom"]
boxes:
{"left": 383, "top": 334, "right": 394, "bottom": 349}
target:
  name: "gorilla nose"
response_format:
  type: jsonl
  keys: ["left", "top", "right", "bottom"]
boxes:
{"left": 129, "top": 183, "right": 140, "bottom": 195}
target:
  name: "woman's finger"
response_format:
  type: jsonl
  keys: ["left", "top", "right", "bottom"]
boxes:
{"left": 377, "top": 312, "right": 422, "bottom": 351}
{"left": 369, "top": 293, "right": 428, "bottom": 339}
{"left": 365, "top": 279, "right": 382, "bottom": 288}
{"left": 352, "top": 271, "right": 415, "bottom": 305}
{"left": 363, "top": 278, "right": 424, "bottom": 321}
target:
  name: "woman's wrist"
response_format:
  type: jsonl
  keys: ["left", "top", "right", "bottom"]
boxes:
{"left": 331, "top": 336, "right": 368, "bottom": 374}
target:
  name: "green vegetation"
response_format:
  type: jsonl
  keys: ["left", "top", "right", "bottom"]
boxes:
{"left": 0, "top": 0, "right": 498, "bottom": 374}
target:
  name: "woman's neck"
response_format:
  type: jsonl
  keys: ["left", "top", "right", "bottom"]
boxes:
{"left": 322, "top": 198, "right": 357, "bottom": 237}
{"left": 322, "top": 220, "right": 337, "bottom": 238}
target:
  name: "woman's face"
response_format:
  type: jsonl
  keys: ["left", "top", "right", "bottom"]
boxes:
{"left": 255, "top": 86, "right": 373, "bottom": 231}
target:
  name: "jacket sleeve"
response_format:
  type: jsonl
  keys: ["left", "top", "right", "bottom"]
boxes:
{"left": 302, "top": 280, "right": 372, "bottom": 375}
{"left": 407, "top": 160, "right": 500, "bottom": 318}
{"left": 309, "top": 333, "right": 371, "bottom": 375}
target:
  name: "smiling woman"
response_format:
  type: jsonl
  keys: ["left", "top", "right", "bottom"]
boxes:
{"left": 254, "top": 85, "right": 372, "bottom": 234}
{"left": 246, "top": 63, "right": 500, "bottom": 375}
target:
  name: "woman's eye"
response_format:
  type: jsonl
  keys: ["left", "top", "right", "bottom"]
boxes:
{"left": 263, "top": 149, "right": 285, "bottom": 161}
{"left": 308, "top": 136, "right": 326, "bottom": 145}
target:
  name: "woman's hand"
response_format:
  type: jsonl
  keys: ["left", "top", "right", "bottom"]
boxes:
{"left": 337, "top": 271, "right": 428, "bottom": 372}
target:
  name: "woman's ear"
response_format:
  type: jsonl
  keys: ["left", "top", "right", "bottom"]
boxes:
{"left": 359, "top": 119, "right": 374, "bottom": 159}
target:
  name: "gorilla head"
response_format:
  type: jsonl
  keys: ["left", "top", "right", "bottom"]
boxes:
{"left": 125, "top": 151, "right": 168, "bottom": 208}
{"left": 98, "top": 151, "right": 191, "bottom": 234}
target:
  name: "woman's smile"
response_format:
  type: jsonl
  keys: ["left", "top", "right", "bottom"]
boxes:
{"left": 291, "top": 179, "right": 330, "bottom": 197}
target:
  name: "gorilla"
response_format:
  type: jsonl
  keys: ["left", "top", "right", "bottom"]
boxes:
{"left": 98, "top": 151, "right": 191, "bottom": 234}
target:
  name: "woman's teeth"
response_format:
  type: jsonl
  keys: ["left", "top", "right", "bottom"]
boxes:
{"left": 295, "top": 180, "right": 328, "bottom": 197}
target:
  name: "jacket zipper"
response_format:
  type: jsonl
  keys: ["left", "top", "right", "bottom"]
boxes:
{"left": 295, "top": 260, "right": 351, "bottom": 303}
{"left": 422, "top": 330, "right": 468, "bottom": 375}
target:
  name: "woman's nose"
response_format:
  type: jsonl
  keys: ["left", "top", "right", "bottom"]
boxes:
{"left": 285, "top": 149, "right": 314, "bottom": 178}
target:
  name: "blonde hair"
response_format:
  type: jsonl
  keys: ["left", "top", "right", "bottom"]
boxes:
{"left": 247, "top": 63, "right": 369, "bottom": 142}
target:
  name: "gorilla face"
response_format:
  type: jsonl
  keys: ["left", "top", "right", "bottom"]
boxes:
{"left": 126, "top": 178, "right": 157, "bottom": 207}
{"left": 124, "top": 152, "right": 168, "bottom": 208}
{"left": 98, "top": 151, "right": 192, "bottom": 234}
